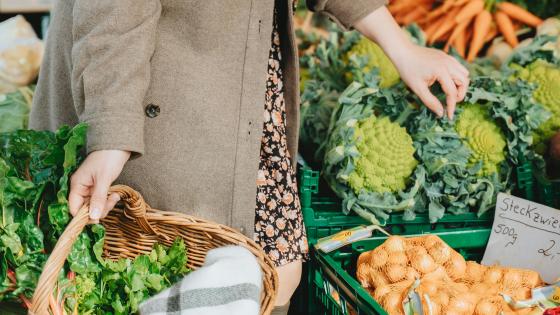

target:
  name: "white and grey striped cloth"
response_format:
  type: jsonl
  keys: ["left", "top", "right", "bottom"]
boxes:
{"left": 140, "top": 246, "right": 262, "bottom": 315}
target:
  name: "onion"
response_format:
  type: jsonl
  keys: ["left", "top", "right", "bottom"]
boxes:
{"left": 387, "top": 251, "right": 408, "bottom": 266}
{"left": 433, "top": 291, "right": 450, "bottom": 306}
{"left": 419, "top": 281, "right": 439, "bottom": 296}
{"left": 373, "top": 285, "right": 392, "bottom": 302}
{"left": 370, "top": 248, "right": 389, "bottom": 269}
{"left": 356, "top": 263, "right": 371, "bottom": 288}
{"left": 406, "top": 246, "right": 427, "bottom": 258}
{"left": 464, "top": 261, "right": 486, "bottom": 283}
{"left": 404, "top": 267, "right": 419, "bottom": 282}
{"left": 422, "top": 234, "right": 442, "bottom": 249}
{"left": 448, "top": 296, "right": 475, "bottom": 314}
{"left": 384, "top": 236, "right": 407, "bottom": 253}
{"left": 513, "top": 287, "right": 532, "bottom": 300}
{"left": 521, "top": 270, "right": 543, "bottom": 288}
{"left": 484, "top": 267, "right": 503, "bottom": 284}
{"left": 503, "top": 269, "right": 524, "bottom": 288}
{"left": 386, "top": 264, "right": 408, "bottom": 283}
{"left": 381, "top": 292, "right": 404, "bottom": 314}
{"left": 357, "top": 251, "right": 371, "bottom": 266}
{"left": 444, "top": 252, "right": 467, "bottom": 280}
{"left": 427, "top": 242, "right": 451, "bottom": 264}
{"left": 411, "top": 254, "right": 437, "bottom": 274}
{"left": 475, "top": 300, "right": 499, "bottom": 315}
{"left": 370, "top": 269, "right": 390, "bottom": 288}
{"left": 423, "top": 266, "right": 448, "bottom": 282}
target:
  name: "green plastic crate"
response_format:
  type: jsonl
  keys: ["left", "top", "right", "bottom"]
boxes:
{"left": 313, "top": 228, "right": 491, "bottom": 315}
{"left": 515, "top": 159, "right": 560, "bottom": 210}
{"left": 298, "top": 165, "right": 493, "bottom": 245}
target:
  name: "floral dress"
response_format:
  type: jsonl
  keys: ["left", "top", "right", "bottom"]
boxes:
{"left": 254, "top": 0, "right": 308, "bottom": 267}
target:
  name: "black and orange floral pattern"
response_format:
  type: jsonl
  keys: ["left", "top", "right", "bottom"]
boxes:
{"left": 254, "top": 0, "right": 308, "bottom": 267}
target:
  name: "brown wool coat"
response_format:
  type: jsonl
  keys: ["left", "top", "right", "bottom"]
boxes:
{"left": 30, "top": 0, "right": 385, "bottom": 237}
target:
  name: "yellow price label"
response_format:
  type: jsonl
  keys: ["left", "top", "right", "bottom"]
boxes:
{"left": 331, "top": 230, "right": 353, "bottom": 242}
{"left": 551, "top": 287, "right": 560, "bottom": 303}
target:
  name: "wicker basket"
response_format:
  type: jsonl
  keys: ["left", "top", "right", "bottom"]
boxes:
{"left": 29, "top": 185, "right": 278, "bottom": 315}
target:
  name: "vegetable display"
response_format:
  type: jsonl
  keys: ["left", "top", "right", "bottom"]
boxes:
{"left": 321, "top": 71, "right": 549, "bottom": 224}
{"left": 0, "top": 125, "right": 190, "bottom": 314}
{"left": 388, "top": 0, "right": 544, "bottom": 60}
{"left": 356, "top": 235, "right": 544, "bottom": 315}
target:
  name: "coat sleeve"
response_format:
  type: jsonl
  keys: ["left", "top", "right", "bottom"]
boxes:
{"left": 71, "top": 0, "right": 162, "bottom": 155}
{"left": 306, "top": 0, "right": 387, "bottom": 30}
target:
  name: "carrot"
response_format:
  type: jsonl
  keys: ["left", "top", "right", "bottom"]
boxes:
{"left": 484, "top": 22, "right": 498, "bottom": 43}
{"left": 401, "top": 6, "right": 427, "bottom": 25}
{"left": 455, "top": 27, "right": 471, "bottom": 58}
{"left": 497, "top": 2, "right": 543, "bottom": 27}
{"left": 429, "top": 6, "right": 462, "bottom": 44}
{"left": 444, "top": 19, "right": 471, "bottom": 52}
{"left": 455, "top": 0, "right": 484, "bottom": 23}
{"left": 389, "top": 0, "right": 418, "bottom": 15}
{"left": 467, "top": 9, "right": 492, "bottom": 61}
{"left": 495, "top": 11, "right": 519, "bottom": 47}
{"left": 419, "top": 0, "right": 455, "bottom": 24}
{"left": 424, "top": 17, "right": 447, "bottom": 40}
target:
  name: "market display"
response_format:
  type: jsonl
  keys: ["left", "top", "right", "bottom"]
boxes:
{"left": 0, "top": 125, "right": 190, "bottom": 314}
{"left": 356, "top": 235, "right": 545, "bottom": 315}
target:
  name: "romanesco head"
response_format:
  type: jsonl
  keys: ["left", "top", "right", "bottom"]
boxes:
{"left": 345, "top": 37, "right": 400, "bottom": 88}
{"left": 455, "top": 104, "right": 507, "bottom": 176}
{"left": 348, "top": 116, "right": 417, "bottom": 194}
{"left": 518, "top": 60, "right": 560, "bottom": 151}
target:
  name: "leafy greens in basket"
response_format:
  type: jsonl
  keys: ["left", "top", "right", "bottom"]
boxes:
{"left": 0, "top": 124, "right": 190, "bottom": 315}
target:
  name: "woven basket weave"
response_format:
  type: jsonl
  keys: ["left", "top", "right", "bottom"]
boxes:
{"left": 29, "top": 185, "right": 278, "bottom": 315}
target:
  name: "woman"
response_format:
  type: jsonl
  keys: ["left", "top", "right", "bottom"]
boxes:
{"left": 30, "top": 0, "right": 469, "bottom": 314}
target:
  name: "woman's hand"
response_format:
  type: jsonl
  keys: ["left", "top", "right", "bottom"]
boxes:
{"left": 393, "top": 44, "right": 469, "bottom": 120}
{"left": 68, "top": 150, "right": 131, "bottom": 223}
{"left": 355, "top": 6, "right": 470, "bottom": 120}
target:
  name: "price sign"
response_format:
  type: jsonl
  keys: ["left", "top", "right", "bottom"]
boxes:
{"left": 482, "top": 193, "right": 560, "bottom": 283}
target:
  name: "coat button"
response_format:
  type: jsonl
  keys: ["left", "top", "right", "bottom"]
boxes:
{"left": 145, "top": 104, "right": 160, "bottom": 118}
{"left": 239, "top": 227, "right": 246, "bottom": 234}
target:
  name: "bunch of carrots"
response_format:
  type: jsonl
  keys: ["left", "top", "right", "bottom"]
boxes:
{"left": 389, "top": 0, "right": 544, "bottom": 61}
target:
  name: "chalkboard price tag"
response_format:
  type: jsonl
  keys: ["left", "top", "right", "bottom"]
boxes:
{"left": 482, "top": 193, "right": 560, "bottom": 283}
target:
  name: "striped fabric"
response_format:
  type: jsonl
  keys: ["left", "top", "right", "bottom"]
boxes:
{"left": 140, "top": 246, "right": 262, "bottom": 315}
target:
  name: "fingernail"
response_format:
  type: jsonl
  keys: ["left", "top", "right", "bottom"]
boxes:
{"left": 438, "top": 109, "right": 444, "bottom": 117}
{"left": 90, "top": 207, "right": 101, "bottom": 219}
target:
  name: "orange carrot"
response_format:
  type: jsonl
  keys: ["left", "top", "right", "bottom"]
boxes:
{"left": 419, "top": 0, "right": 455, "bottom": 24}
{"left": 424, "top": 17, "right": 447, "bottom": 40}
{"left": 484, "top": 22, "right": 498, "bottom": 43}
{"left": 401, "top": 6, "right": 427, "bottom": 25}
{"left": 467, "top": 10, "right": 492, "bottom": 61}
{"left": 429, "top": 6, "right": 462, "bottom": 44}
{"left": 495, "top": 11, "right": 519, "bottom": 47}
{"left": 389, "top": 0, "right": 417, "bottom": 15}
{"left": 455, "top": 27, "right": 472, "bottom": 58}
{"left": 444, "top": 19, "right": 471, "bottom": 52}
{"left": 497, "top": 2, "right": 543, "bottom": 27}
{"left": 455, "top": 0, "right": 484, "bottom": 23}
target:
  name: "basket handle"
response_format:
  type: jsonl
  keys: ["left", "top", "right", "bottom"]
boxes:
{"left": 29, "top": 185, "right": 158, "bottom": 315}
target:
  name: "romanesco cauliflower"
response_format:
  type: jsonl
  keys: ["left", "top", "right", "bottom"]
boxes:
{"left": 518, "top": 60, "right": 560, "bottom": 151}
{"left": 345, "top": 37, "right": 400, "bottom": 88}
{"left": 348, "top": 116, "right": 417, "bottom": 193}
{"left": 455, "top": 104, "right": 507, "bottom": 176}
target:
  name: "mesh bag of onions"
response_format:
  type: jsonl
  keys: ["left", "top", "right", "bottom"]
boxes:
{"left": 356, "top": 235, "right": 545, "bottom": 315}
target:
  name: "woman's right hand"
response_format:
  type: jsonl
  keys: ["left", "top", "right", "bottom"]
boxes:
{"left": 69, "top": 150, "right": 131, "bottom": 223}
